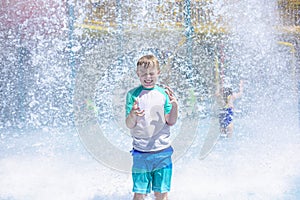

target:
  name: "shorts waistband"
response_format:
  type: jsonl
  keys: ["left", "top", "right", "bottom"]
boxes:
{"left": 131, "top": 146, "right": 173, "bottom": 155}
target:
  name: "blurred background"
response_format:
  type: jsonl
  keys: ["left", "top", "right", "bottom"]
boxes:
{"left": 1, "top": 1, "right": 300, "bottom": 199}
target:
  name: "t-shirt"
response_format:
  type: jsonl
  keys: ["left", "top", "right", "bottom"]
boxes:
{"left": 126, "top": 85, "right": 172, "bottom": 152}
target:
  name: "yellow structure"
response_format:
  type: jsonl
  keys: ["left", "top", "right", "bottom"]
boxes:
{"left": 278, "top": 0, "right": 300, "bottom": 33}
{"left": 79, "top": 0, "right": 226, "bottom": 34}
{"left": 78, "top": 0, "right": 300, "bottom": 35}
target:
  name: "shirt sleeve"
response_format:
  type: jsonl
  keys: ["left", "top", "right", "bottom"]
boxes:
{"left": 125, "top": 91, "right": 134, "bottom": 117}
{"left": 125, "top": 86, "right": 142, "bottom": 117}
{"left": 162, "top": 89, "right": 172, "bottom": 114}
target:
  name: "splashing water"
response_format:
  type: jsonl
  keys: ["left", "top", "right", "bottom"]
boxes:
{"left": 1, "top": 0, "right": 300, "bottom": 199}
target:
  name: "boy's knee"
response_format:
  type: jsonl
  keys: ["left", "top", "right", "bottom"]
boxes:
{"left": 133, "top": 193, "right": 147, "bottom": 200}
{"left": 154, "top": 192, "right": 168, "bottom": 200}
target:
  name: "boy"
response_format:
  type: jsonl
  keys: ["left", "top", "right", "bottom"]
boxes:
{"left": 125, "top": 55, "right": 178, "bottom": 200}
{"left": 216, "top": 80, "right": 244, "bottom": 138}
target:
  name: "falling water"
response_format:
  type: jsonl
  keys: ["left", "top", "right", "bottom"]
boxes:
{"left": 1, "top": 0, "right": 300, "bottom": 199}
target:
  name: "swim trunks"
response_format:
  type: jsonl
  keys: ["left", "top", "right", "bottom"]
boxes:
{"left": 219, "top": 107, "right": 233, "bottom": 128}
{"left": 131, "top": 146, "right": 173, "bottom": 194}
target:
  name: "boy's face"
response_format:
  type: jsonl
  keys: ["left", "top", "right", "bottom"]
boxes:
{"left": 136, "top": 66, "right": 160, "bottom": 89}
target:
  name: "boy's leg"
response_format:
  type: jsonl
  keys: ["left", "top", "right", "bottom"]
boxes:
{"left": 154, "top": 192, "right": 168, "bottom": 200}
{"left": 226, "top": 123, "right": 233, "bottom": 137}
{"left": 152, "top": 148, "right": 173, "bottom": 198}
{"left": 152, "top": 164, "right": 172, "bottom": 197}
{"left": 132, "top": 151, "right": 152, "bottom": 197}
{"left": 133, "top": 193, "right": 147, "bottom": 200}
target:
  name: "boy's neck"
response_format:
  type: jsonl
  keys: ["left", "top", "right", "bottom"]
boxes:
{"left": 142, "top": 85, "right": 155, "bottom": 90}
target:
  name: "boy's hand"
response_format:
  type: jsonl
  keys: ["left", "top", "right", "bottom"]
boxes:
{"left": 164, "top": 86, "right": 178, "bottom": 126}
{"left": 126, "top": 99, "right": 144, "bottom": 129}
{"left": 132, "top": 99, "right": 145, "bottom": 117}
{"left": 165, "top": 86, "right": 178, "bottom": 106}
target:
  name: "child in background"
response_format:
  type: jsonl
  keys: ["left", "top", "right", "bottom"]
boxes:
{"left": 216, "top": 80, "right": 244, "bottom": 138}
{"left": 125, "top": 55, "right": 178, "bottom": 200}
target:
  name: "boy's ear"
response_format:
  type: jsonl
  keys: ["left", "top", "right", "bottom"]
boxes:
{"left": 157, "top": 70, "right": 161, "bottom": 75}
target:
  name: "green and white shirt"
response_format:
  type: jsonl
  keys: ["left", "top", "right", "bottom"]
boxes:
{"left": 126, "top": 85, "right": 172, "bottom": 152}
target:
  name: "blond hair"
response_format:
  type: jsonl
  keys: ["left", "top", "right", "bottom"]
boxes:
{"left": 137, "top": 55, "right": 160, "bottom": 71}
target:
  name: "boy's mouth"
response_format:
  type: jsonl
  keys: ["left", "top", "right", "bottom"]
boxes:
{"left": 144, "top": 80, "right": 153, "bottom": 86}
{"left": 144, "top": 80, "right": 152, "bottom": 83}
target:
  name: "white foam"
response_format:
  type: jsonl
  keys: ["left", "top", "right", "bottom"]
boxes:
{"left": 1, "top": 122, "right": 300, "bottom": 199}
{"left": 0, "top": 154, "right": 132, "bottom": 200}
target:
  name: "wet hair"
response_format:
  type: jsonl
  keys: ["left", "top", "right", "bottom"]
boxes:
{"left": 222, "top": 87, "right": 232, "bottom": 103}
{"left": 137, "top": 55, "right": 160, "bottom": 71}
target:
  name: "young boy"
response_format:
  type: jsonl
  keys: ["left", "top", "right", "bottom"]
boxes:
{"left": 125, "top": 55, "right": 178, "bottom": 200}
{"left": 216, "top": 80, "right": 244, "bottom": 138}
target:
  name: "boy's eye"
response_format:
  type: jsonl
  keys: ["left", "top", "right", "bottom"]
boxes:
{"left": 142, "top": 73, "right": 154, "bottom": 77}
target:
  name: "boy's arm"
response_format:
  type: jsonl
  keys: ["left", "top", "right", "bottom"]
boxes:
{"left": 233, "top": 80, "right": 244, "bottom": 99}
{"left": 125, "top": 99, "right": 144, "bottom": 129}
{"left": 126, "top": 110, "right": 137, "bottom": 129}
{"left": 165, "top": 86, "right": 178, "bottom": 126}
{"left": 165, "top": 102, "right": 178, "bottom": 126}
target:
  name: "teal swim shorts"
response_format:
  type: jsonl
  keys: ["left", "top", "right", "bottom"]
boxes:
{"left": 131, "top": 146, "right": 173, "bottom": 194}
